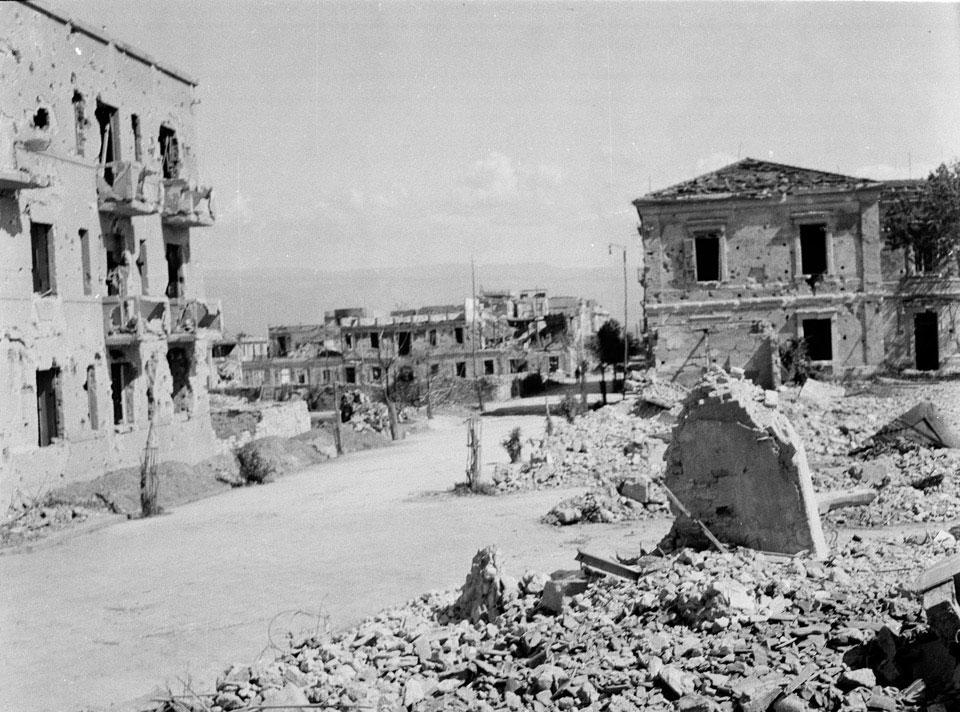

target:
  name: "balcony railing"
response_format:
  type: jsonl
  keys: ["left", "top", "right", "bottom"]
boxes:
{"left": 97, "top": 161, "right": 161, "bottom": 215}
{"left": 102, "top": 295, "right": 169, "bottom": 343}
{"left": 162, "top": 179, "right": 215, "bottom": 227}
{"left": 170, "top": 298, "right": 223, "bottom": 336}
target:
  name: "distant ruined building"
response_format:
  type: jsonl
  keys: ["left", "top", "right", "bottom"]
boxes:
{"left": 0, "top": 1, "right": 222, "bottom": 506}
{"left": 219, "top": 291, "right": 609, "bottom": 396}
{"left": 633, "top": 158, "right": 960, "bottom": 387}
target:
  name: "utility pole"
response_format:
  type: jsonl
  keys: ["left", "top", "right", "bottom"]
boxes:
{"left": 609, "top": 242, "right": 629, "bottom": 394}
{"left": 471, "top": 258, "right": 484, "bottom": 411}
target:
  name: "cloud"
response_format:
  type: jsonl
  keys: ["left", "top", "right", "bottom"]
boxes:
{"left": 695, "top": 152, "right": 738, "bottom": 175}
{"left": 463, "top": 151, "right": 520, "bottom": 204}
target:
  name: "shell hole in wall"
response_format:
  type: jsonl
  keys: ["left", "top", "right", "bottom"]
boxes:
{"left": 31, "top": 108, "right": 49, "bottom": 129}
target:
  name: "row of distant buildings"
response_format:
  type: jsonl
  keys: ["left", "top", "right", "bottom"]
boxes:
{"left": 211, "top": 290, "right": 610, "bottom": 393}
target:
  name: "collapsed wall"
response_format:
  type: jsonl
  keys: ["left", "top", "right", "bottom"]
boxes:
{"left": 661, "top": 369, "right": 829, "bottom": 558}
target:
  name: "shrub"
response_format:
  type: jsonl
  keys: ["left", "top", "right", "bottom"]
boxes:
{"left": 555, "top": 392, "right": 586, "bottom": 423}
{"left": 502, "top": 427, "right": 523, "bottom": 463}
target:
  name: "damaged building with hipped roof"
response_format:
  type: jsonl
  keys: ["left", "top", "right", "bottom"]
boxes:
{"left": 633, "top": 158, "right": 960, "bottom": 387}
{"left": 0, "top": 1, "right": 222, "bottom": 507}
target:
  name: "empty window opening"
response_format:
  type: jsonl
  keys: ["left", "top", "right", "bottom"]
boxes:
{"left": 95, "top": 100, "right": 120, "bottom": 185}
{"left": 344, "top": 333, "right": 353, "bottom": 349}
{"left": 799, "top": 224, "right": 828, "bottom": 276}
{"left": 85, "top": 365, "right": 99, "bottom": 430}
{"left": 31, "top": 107, "right": 50, "bottom": 130}
{"left": 164, "top": 242, "right": 184, "bottom": 299}
{"left": 104, "top": 232, "right": 123, "bottom": 296}
{"left": 371, "top": 366, "right": 382, "bottom": 380}
{"left": 79, "top": 229, "right": 93, "bottom": 296}
{"left": 370, "top": 332, "right": 380, "bottom": 349}
{"left": 694, "top": 233, "right": 721, "bottom": 282}
{"left": 72, "top": 91, "right": 87, "bottom": 156}
{"left": 296, "top": 370, "right": 307, "bottom": 385}
{"left": 455, "top": 361, "right": 467, "bottom": 378}
{"left": 30, "top": 222, "right": 54, "bottom": 295}
{"left": 398, "top": 331, "right": 412, "bottom": 356}
{"left": 136, "top": 239, "right": 148, "bottom": 294}
{"left": 167, "top": 346, "right": 193, "bottom": 414}
{"left": 158, "top": 125, "right": 180, "bottom": 179}
{"left": 275, "top": 336, "right": 288, "bottom": 357}
{"left": 802, "top": 318, "right": 833, "bottom": 362}
{"left": 429, "top": 329, "right": 438, "bottom": 346}
{"left": 914, "top": 311, "right": 940, "bottom": 371}
{"left": 914, "top": 245, "right": 937, "bottom": 274}
{"left": 484, "top": 359, "right": 495, "bottom": 375}
{"left": 509, "top": 359, "right": 527, "bottom": 374}
{"left": 430, "top": 363, "right": 440, "bottom": 376}
{"left": 548, "top": 356, "right": 560, "bottom": 372}
{"left": 36, "top": 367, "right": 61, "bottom": 447}
{"left": 345, "top": 366, "right": 357, "bottom": 384}
{"left": 131, "top": 114, "right": 142, "bottom": 162}
{"left": 109, "top": 358, "right": 136, "bottom": 425}
{"left": 454, "top": 327, "right": 464, "bottom": 344}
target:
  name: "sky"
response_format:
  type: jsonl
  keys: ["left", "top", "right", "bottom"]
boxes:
{"left": 41, "top": 1, "right": 960, "bottom": 278}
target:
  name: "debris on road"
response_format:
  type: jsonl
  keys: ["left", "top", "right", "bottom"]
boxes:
{"left": 167, "top": 534, "right": 960, "bottom": 712}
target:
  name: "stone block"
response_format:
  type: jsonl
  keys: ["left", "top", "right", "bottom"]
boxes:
{"left": 798, "top": 377, "right": 845, "bottom": 407}
{"left": 619, "top": 476, "right": 652, "bottom": 504}
{"left": 540, "top": 571, "right": 590, "bottom": 613}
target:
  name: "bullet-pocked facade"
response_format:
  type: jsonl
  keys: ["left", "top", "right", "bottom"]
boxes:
{"left": 0, "top": 1, "right": 222, "bottom": 506}
{"left": 634, "top": 159, "right": 960, "bottom": 387}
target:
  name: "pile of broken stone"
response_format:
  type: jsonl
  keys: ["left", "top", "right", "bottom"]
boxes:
{"left": 347, "top": 400, "right": 407, "bottom": 434}
{"left": 781, "top": 380, "right": 960, "bottom": 528}
{"left": 491, "top": 401, "right": 670, "bottom": 525}
{"left": 173, "top": 537, "right": 960, "bottom": 712}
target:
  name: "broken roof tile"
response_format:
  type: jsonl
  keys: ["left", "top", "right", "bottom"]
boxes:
{"left": 634, "top": 158, "right": 881, "bottom": 203}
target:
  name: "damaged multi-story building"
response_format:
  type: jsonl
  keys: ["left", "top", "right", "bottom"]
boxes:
{"left": 237, "top": 292, "right": 608, "bottom": 395}
{"left": 0, "top": 1, "right": 222, "bottom": 506}
{"left": 633, "top": 158, "right": 960, "bottom": 387}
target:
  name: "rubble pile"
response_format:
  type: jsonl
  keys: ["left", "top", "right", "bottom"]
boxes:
{"left": 185, "top": 537, "right": 960, "bottom": 712}
{"left": 491, "top": 401, "right": 667, "bottom": 494}
{"left": 777, "top": 381, "right": 960, "bottom": 527}
{"left": 347, "top": 401, "right": 407, "bottom": 434}
{"left": 0, "top": 499, "right": 99, "bottom": 548}
{"left": 822, "top": 448, "right": 960, "bottom": 527}
{"left": 542, "top": 481, "right": 669, "bottom": 526}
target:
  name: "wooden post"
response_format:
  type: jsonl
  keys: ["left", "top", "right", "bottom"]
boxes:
{"left": 140, "top": 416, "right": 160, "bottom": 517}
{"left": 386, "top": 399, "right": 399, "bottom": 441}
{"left": 425, "top": 371, "right": 433, "bottom": 419}
{"left": 466, "top": 416, "right": 482, "bottom": 489}
{"left": 332, "top": 381, "right": 343, "bottom": 456}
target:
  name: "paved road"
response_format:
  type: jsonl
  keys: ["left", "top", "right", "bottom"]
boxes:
{"left": 0, "top": 414, "right": 670, "bottom": 712}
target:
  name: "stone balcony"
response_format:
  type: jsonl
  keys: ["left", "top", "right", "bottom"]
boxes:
{"left": 97, "top": 161, "right": 161, "bottom": 216}
{"left": 162, "top": 179, "right": 215, "bottom": 227}
{"left": 169, "top": 298, "right": 223, "bottom": 338}
{"left": 102, "top": 295, "right": 169, "bottom": 344}
{"left": 0, "top": 119, "right": 49, "bottom": 191}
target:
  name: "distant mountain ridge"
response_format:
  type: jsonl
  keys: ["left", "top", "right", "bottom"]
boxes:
{"left": 204, "top": 262, "right": 636, "bottom": 336}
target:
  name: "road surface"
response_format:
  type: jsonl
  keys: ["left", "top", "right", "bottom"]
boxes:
{"left": 0, "top": 414, "right": 670, "bottom": 712}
